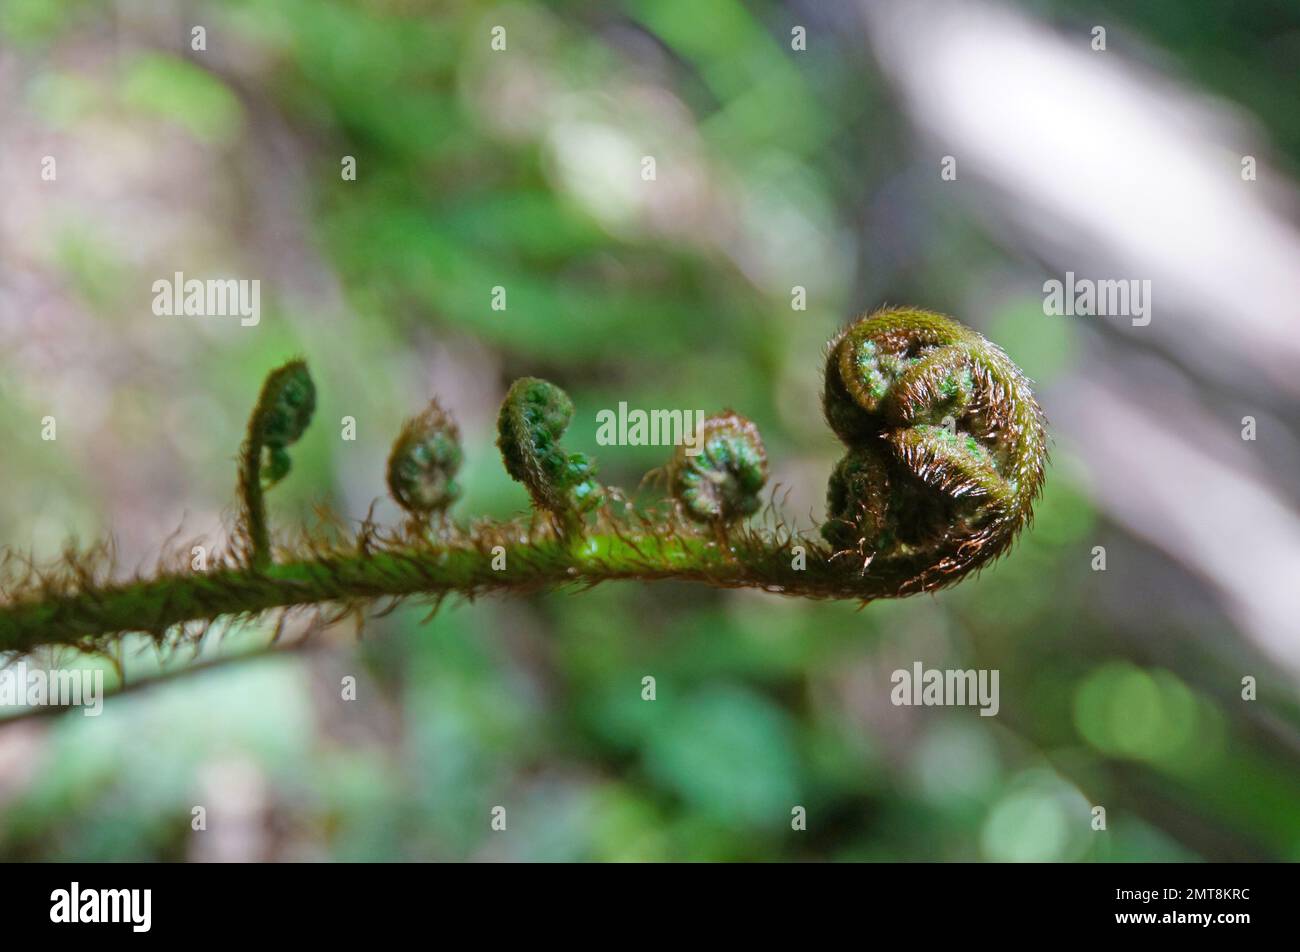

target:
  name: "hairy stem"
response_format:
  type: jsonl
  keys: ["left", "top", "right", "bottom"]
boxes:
{"left": 238, "top": 430, "right": 271, "bottom": 569}
{"left": 0, "top": 526, "right": 907, "bottom": 655}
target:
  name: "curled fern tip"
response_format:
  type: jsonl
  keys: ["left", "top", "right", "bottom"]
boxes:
{"left": 820, "top": 307, "right": 1047, "bottom": 591}
{"left": 496, "top": 377, "right": 604, "bottom": 525}
{"left": 668, "top": 411, "right": 768, "bottom": 526}
{"left": 388, "top": 398, "right": 463, "bottom": 517}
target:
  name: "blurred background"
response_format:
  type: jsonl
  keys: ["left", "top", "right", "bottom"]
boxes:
{"left": 1, "top": 0, "right": 1298, "bottom": 861}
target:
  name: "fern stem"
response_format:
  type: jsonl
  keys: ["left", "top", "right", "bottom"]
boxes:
{"left": 237, "top": 431, "right": 271, "bottom": 569}
{"left": 0, "top": 529, "right": 896, "bottom": 656}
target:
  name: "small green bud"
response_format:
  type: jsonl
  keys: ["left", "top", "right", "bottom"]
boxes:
{"left": 252, "top": 360, "right": 316, "bottom": 487}
{"left": 497, "top": 377, "right": 602, "bottom": 519}
{"left": 258, "top": 360, "right": 316, "bottom": 448}
{"left": 668, "top": 411, "right": 768, "bottom": 525}
{"left": 387, "top": 399, "right": 463, "bottom": 516}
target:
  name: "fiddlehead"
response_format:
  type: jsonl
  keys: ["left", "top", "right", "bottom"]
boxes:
{"left": 667, "top": 411, "right": 768, "bottom": 527}
{"left": 820, "top": 306, "right": 1047, "bottom": 592}
{"left": 496, "top": 377, "right": 603, "bottom": 530}
{"left": 237, "top": 359, "right": 316, "bottom": 569}
{"left": 387, "top": 397, "right": 463, "bottom": 521}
